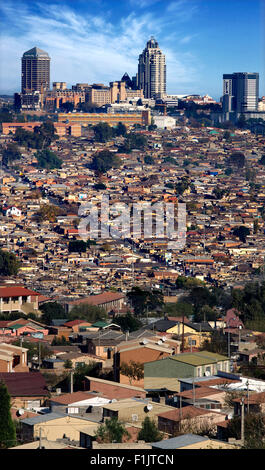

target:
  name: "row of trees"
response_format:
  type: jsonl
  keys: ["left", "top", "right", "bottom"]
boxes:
{"left": 13, "top": 121, "right": 58, "bottom": 150}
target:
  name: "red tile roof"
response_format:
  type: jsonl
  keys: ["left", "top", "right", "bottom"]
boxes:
{"left": 0, "top": 286, "right": 40, "bottom": 297}
{"left": 0, "top": 372, "right": 49, "bottom": 397}
{"left": 63, "top": 320, "right": 90, "bottom": 327}
{"left": 158, "top": 405, "right": 213, "bottom": 421}
{"left": 177, "top": 386, "right": 224, "bottom": 399}
{"left": 68, "top": 292, "right": 125, "bottom": 306}
{"left": 50, "top": 391, "right": 96, "bottom": 405}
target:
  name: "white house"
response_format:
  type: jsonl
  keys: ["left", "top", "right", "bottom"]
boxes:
{"left": 4, "top": 206, "right": 22, "bottom": 217}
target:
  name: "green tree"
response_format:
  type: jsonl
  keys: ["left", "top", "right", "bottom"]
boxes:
{"left": 233, "top": 225, "right": 250, "bottom": 243}
{"left": 0, "top": 381, "right": 16, "bottom": 448}
{"left": 163, "top": 301, "right": 193, "bottom": 318}
{"left": 35, "top": 149, "right": 62, "bottom": 169}
{"left": 51, "top": 335, "right": 70, "bottom": 346}
{"left": 68, "top": 240, "right": 87, "bottom": 253}
{"left": 237, "top": 114, "right": 247, "bottom": 129}
{"left": 120, "top": 361, "right": 144, "bottom": 385}
{"left": 253, "top": 218, "right": 259, "bottom": 234}
{"left": 213, "top": 186, "right": 228, "bottom": 200}
{"left": 185, "top": 286, "right": 216, "bottom": 314}
{"left": 119, "top": 132, "right": 147, "bottom": 152}
{"left": 2, "top": 143, "right": 21, "bottom": 167}
{"left": 175, "top": 176, "right": 190, "bottom": 196}
{"left": 40, "top": 302, "right": 66, "bottom": 325}
{"left": 90, "top": 150, "right": 121, "bottom": 173}
{"left": 228, "top": 152, "right": 245, "bottom": 169}
{"left": 94, "top": 182, "right": 106, "bottom": 191}
{"left": 68, "top": 304, "right": 107, "bottom": 322}
{"left": 95, "top": 417, "right": 131, "bottom": 443}
{"left": 36, "top": 204, "right": 63, "bottom": 222}
{"left": 223, "top": 130, "right": 231, "bottom": 141}
{"left": 60, "top": 102, "right": 74, "bottom": 113}
{"left": 73, "top": 362, "right": 101, "bottom": 391}
{"left": 77, "top": 102, "right": 100, "bottom": 113}
{"left": 127, "top": 287, "right": 164, "bottom": 316}
{"left": 115, "top": 122, "right": 127, "bottom": 137}
{"left": 64, "top": 359, "right": 73, "bottom": 369}
{"left": 93, "top": 122, "right": 114, "bottom": 142}
{"left": 34, "top": 121, "right": 58, "bottom": 148}
{"left": 226, "top": 412, "right": 265, "bottom": 448}
{"left": 201, "top": 330, "right": 228, "bottom": 355}
{"left": 144, "top": 155, "right": 154, "bottom": 165}
{"left": 259, "top": 155, "right": 265, "bottom": 165}
{"left": 137, "top": 417, "right": 163, "bottom": 442}
{"left": 114, "top": 313, "right": 142, "bottom": 333}
{"left": 0, "top": 249, "right": 20, "bottom": 276}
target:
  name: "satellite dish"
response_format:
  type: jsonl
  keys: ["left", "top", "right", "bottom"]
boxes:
{"left": 161, "top": 337, "right": 167, "bottom": 342}
{"left": 157, "top": 340, "right": 163, "bottom": 345}
{"left": 111, "top": 399, "right": 117, "bottom": 403}
{"left": 146, "top": 404, "right": 153, "bottom": 411}
{"left": 142, "top": 339, "right": 148, "bottom": 345}
{"left": 205, "top": 371, "right": 210, "bottom": 377}
{"left": 17, "top": 409, "right": 25, "bottom": 416}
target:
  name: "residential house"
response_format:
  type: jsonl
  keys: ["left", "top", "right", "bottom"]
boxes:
{"left": 166, "top": 321, "right": 213, "bottom": 349}
{"left": 85, "top": 376, "right": 147, "bottom": 400}
{"left": 0, "top": 343, "right": 29, "bottom": 372}
{"left": 232, "top": 391, "right": 265, "bottom": 416}
{"left": 157, "top": 405, "right": 228, "bottom": 435}
{"left": 47, "top": 390, "right": 111, "bottom": 416}
{"left": 0, "top": 318, "right": 49, "bottom": 339}
{"left": 0, "top": 372, "right": 49, "bottom": 409}
{"left": 102, "top": 397, "right": 174, "bottom": 425}
{"left": 174, "top": 386, "right": 229, "bottom": 410}
{"left": 64, "top": 291, "right": 125, "bottom": 314}
{"left": 113, "top": 336, "right": 179, "bottom": 387}
{"left": 151, "top": 433, "right": 237, "bottom": 449}
{"left": 0, "top": 286, "right": 41, "bottom": 315}
{"left": 20, "top": 412, "right": 99, "bottom": 443}
{"left": 144, "top": 351, "right": 230, "bottom": 393}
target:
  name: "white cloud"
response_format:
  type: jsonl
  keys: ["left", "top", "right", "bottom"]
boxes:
{"left": 0, "top": 1, "right": 200, "bottom": 94}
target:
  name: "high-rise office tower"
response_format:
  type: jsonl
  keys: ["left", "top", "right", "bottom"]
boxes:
{"left": 21, "top": 47, "right": 50, "bottom": 93}
{"left": 137, "top": 37, "right": 166, "bottom": 99}
{"left": 222, "top": 72, "right": 259, "bottom": 114}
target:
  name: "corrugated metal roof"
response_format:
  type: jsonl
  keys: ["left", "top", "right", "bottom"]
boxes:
{"left": 151, "top": 433, "right": 209, "bottom": 449}
{"left": 21, "top": 412, "right": 65, "bottom": 426}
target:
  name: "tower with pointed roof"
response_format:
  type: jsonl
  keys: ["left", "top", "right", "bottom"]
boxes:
{"left": 137, "top": 37, "right": 166, "bottom": 99}
{"left": 21, "top": 46, "right": 50, "bottom": 93}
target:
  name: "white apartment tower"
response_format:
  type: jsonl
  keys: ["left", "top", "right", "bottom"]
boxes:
{"left": 137, "top": 37, "right": 166, "bottom": 99}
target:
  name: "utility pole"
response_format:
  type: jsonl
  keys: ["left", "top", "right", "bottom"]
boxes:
{"left": 181, "top": 313, "right": 185, "bottom": 353}
{"left": 192, "top": 376, "right": 195, "bottom": 407}
{"left": 241, "top": 398, "right": 245, "bottom": 447}
{"left": 179, "top": 395, "right": 182, "bottom": 431}
{"left": 38, "top": 427, "right": 42, "bottom": 449}
{"left": 246, "top": 380, "right": 249, "bottom": 414}
{"left": 69, "top": 369, "right": 74, "bottom": 394}
{"left": 38, "top": 342, "right": 41, "bottom": 370}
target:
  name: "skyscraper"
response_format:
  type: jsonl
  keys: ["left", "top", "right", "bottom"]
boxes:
{"left": 222, "top": 72, "right": 259, "bottom": 114}
{"left": 137, "top": 37, "right": 166, "bottom": 99}
{"left": 21, "top": 47, "right": 50, "bottom": 93}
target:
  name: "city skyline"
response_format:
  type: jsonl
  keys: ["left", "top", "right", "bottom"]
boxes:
{"left": 0, "top": 0, "right": 264, "bottom": 98}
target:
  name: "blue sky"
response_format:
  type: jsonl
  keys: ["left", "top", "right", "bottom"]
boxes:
{"left": 0, "top": 0, "right": 264, "bottom": 98}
